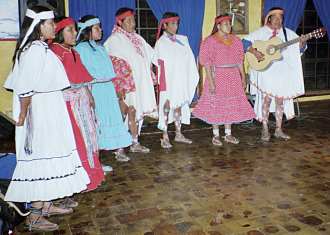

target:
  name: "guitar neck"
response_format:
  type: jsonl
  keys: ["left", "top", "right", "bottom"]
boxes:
{"left": 276, "top": 32, "right": 312, "bottom": 50}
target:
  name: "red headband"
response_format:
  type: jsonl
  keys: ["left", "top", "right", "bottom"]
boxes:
{"left": 215, "top": 16, "right": 232, "bottom": 25}
{"left": 55, "top": 17, "right": 75, "bottom": 33}
{"left": 156, "top": 16, "right": 180, "bottom": 40}
{"left": 116, "top": 11, "right": 135, "bottom": 25}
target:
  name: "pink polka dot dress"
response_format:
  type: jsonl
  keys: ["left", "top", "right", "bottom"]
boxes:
{"left": 193, "top": 34, "right": 255, "bottom": 125}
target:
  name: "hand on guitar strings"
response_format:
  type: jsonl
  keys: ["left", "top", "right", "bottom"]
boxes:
{"left": 249, "top": 47, "right": 265, "bottom": 62}
{"left": 299, "top": 34, "right": 308, "bottom": 49}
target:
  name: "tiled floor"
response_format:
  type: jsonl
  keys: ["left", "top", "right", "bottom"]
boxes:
{"left": 3, "top": 100, "right": 330, "bottom": 235}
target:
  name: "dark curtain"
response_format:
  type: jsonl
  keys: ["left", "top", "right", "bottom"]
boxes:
{"left": 264, "top": 0, "right": 307, "bottom": 31}
{"left": 69, "top": 0, "right": 136, "bottom": 42}
{"left": 313, "top": 0, "right": 330, "bottom": 41}
{"left": 146, "top": 0, "right": 205, "bottom": 58}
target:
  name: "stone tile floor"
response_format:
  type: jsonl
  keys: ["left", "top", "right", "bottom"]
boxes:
{"left": 3, "top": 100, "right": 330, "bottom": 234}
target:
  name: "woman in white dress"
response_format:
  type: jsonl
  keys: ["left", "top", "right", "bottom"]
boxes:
{"left": 4, "top": 6, "right": 89, "bottom": 231}
{"left": 153, "top": 12, "right": 199, "bottom": 148}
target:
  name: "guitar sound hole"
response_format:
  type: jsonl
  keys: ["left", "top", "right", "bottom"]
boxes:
{"left": 267, "top": 46, "right": 276, "bottom": 55}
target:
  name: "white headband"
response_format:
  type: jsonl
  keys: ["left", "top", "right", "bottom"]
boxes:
{"left": 20, "top": 9, "right": 54, "bottom": 49}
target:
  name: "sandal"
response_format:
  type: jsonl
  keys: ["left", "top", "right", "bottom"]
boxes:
{"left": 223, "top": 135, "right": 240, "bottom": 144}
{"left": 42, "top": 202, "right": 73, "bottom": 217}
{"left": 160, "top": 138, "right": 173, "bottom": 149}
{"left": 130, "top": 143, "right": 150, "bottom": 153}
{"left": 174, "top": 133, "right": 192, "bottom": 144}
{"left": 25, "top": 208, "right": 59, "bottom": 231}
{"left": 56, "top": 197, "right": 78, "bottom": 209}
{"left": 114, "top": 150, "right": 130, "bottom": 162}
{"left": 212, "top": 136, "right": 223, "bottom": 146}
{"left": 102, "top": 164, "right": 113, "bottom": 172}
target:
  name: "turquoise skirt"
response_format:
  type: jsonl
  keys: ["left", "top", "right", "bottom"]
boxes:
{"left": 92, "top": 81, "right": 132, "bottom": 150}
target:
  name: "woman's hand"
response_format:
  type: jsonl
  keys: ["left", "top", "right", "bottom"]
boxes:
{"left": 209, "top": 80, "right": 216, "bottom": 95}
{"left": 89, "top": 95, "right": 95, "bottom": 109}
{"left": 16, "top": 112, "right": 27, "bottom": 126}
{"left": 242, "top": 79, "right": 247, "bottom": 91}
{"left": 205, "top": 66, "right": 216, "bottom": 95}
{"left": 249, "top": 47, "right": 265, "bottom": 62}
{"left": 238, "top": 65, "right": 247, "bottom": 92}
{"left": 117, "top": 91, "right": 126, "bottom": 101}
{"left": 85, "top": 87, "right": 95, "bottom": 109}
{"left": 16, "top": 96, "right": 31, "bottom": 126}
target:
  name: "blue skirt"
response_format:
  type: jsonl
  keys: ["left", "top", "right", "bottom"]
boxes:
{"left": 92, "top": 82, "right": 132, "bottom": 150}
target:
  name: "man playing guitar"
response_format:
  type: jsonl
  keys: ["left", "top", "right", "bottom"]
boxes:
{"left": 243, "top": 7, "right": 308, "bottom": 141}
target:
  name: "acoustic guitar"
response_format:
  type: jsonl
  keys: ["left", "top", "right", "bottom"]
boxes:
{"left": 246, "top": 27, "right": 326, "bottom": 71}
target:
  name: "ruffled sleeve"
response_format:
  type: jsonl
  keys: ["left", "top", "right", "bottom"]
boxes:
{"left": 4, "top": 42, "right": 47, "bottom": 96}
{"left": 234, "top": 36, "right": 244, "bottom": 65}
{"left": 198, "top": 37, "right": 213, "bottom": 67}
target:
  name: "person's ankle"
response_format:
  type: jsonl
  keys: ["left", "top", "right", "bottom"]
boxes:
{"left": 31, "top": 202, "right": 44, "bottom": 209}
{"left": 163, "top": 132, "right": 169, "bottom": 140}
{"left": 175, "top": 131, "right": 182, "bottom": 136}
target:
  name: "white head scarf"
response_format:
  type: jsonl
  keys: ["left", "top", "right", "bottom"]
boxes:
{"left": 20, "top": 9, "right": 54, "bottom": 48}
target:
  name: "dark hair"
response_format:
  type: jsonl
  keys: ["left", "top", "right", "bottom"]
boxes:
{"left": 211, "top": 14, "right": 231, "bottom": 35}
{"left": 115, "top": 7, "right": 134, "bottom": 16}
{"left": 115, "top": 7, "right": 134, "bottom": 26}
{"left": 12, "top": 5, "right": 52, "bottom": 63}
{"left": 159, "top": 12, "right": 179, "bottom": 38}
{"left": 76, "top": 15, "right": 101, "bottom": 50}
{"left": 265, "top": 7, "right": 287, "bottom": 42}
{"left": 266, "top": 7, "right": 284, "bottom": 23}
{"left": 52, "top": 16, "right": 67, "bottom": 44}
{"left": 52, "top": 16, "right": 77, "bottom": 62}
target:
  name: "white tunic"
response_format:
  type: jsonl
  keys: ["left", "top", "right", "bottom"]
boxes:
{"left": 244, "top": 26, "right": 305, "bottom": 120}
{"left": 4, "top": 41, "right": 89, "bottom": 202}
{"left": 104, "top": 32, "right": 158, "bottom": 122}
{"left": 153, "top": 34, "right": 199, "bottom": 130}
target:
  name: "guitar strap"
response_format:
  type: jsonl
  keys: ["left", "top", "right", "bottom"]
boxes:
{"left": 283, "top": 27, "right": 288, "bottom": 42}
{"left": 282, "top": 16, "right": 288, "bottom": 42}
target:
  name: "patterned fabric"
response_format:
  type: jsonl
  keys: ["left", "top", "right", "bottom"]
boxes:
{"left": 62, "top": 88, "right": 98, "bottom": 168}
{"left": 192, "top": 34, "right": 255, "bottom": 125}
{"left": 50, "top": 43, "right": 103, "bottom": 191}
{"left": 50, "top": 43, "right": 98, "bottom": 168}
{"left": 112, "top": 25, "right": 144, "bottom": 57}
{"left": 63, "top": 88, "right": 104, "bottom": 191}
{"left": 75, "top": 41, "right": 132, "bottom": 150}
{"left": 104, "top": 29, "right": 158, "bottom": 122}
{"left": 110, "top": 55, "right": 136, "bottom": 95}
